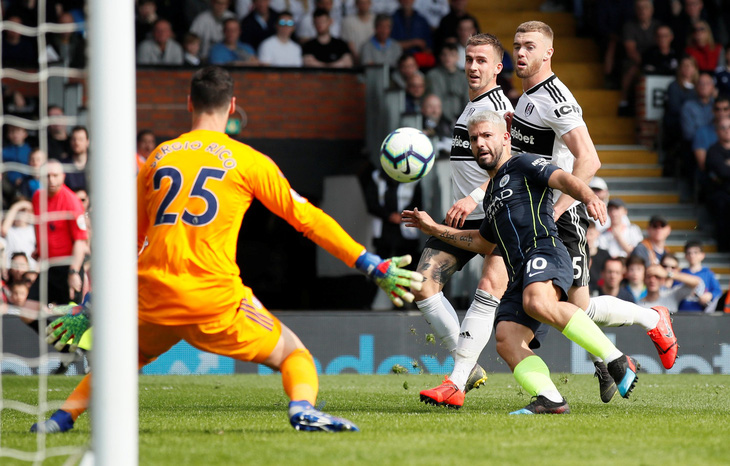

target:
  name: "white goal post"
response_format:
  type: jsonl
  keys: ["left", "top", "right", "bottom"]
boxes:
{"left": 87, "top": 1, "right": 138, "bottom": 464}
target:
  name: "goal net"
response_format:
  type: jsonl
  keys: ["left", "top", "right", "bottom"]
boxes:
{"left": 0, "top": 1, "right": 137, "bottom": 464}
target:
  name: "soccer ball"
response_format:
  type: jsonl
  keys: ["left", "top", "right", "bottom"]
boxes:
{"left": 379, "top": 127, "right": 435, "bottom": 183}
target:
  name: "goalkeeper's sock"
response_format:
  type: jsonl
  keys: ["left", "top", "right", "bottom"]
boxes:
{"left": 586, "top": 296, "right": 659, "bottom": 330}
{"left": 562, "top": 309, "right": 622, "bottom": 363}
{"left": 416, "top": 292, "right": 460, "bottom": 354}
{"left": 513, "top": 355, "right": 562, "bottom": 403}
{"left": 281, "top": 348, "right": 318, "bottom": 406}
{"left": 61, "top": 373, "right": 91, "bottom": 420}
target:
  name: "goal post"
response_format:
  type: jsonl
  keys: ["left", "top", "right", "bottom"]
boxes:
{"left": 87, "top": 1, "right": 138, "bottom": 464}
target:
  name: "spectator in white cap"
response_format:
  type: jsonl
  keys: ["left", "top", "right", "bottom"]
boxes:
{"left": 589, "top": 176, "right": 610, "bottom": 232}
{"left": 597, "top": 198, "right": 644, "bottom": 257}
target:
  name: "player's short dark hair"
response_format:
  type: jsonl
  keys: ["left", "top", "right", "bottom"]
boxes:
{"left": 516, "top": 20, "right": 554, "bottom": 42}
{"left": 466, "top": 33, "right": 504, "bottom": 62}
{"left": 190, "top": 66, "right": 233, "bottom": 113}
{"left": 684, "top": 240, "right": 703, "bottom": 253}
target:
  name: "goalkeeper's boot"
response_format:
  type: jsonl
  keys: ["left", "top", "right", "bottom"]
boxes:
{"left": 607, "top": 355, "right": 640, "bottom": 398}
{"left": 647, "top": 306, "right": 678, "bottom": 369}
{"left": 288, "top": 401, "right": 359, "bottom": 432}
{"left": 419, "top": 377, "right": 464, "bottom": 409}
{"left": 30, "top": 410, "right": 74, "bottom": 433}
{"left": 594, "top": 360, "right": 617, "bottom": 403}
{"left": 464, "top": 363, "right": 488, "bottom": 394}
{"left": 510, "top": 396, "right": 570, "bottom": 415}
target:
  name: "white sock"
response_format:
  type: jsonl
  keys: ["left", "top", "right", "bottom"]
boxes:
{"left": 586, "top": 296, "right": 660, "bottom": 330}
{"left": 450, "top": 289, "right": 499, "bottom": 390}
{"left": 604, "top": 349, "right": 623, "bottom": 364}
{"left": 538, "top": 389, "right": 564, "bottom": 403}
{"left": 416, "top": 292, "right": 460, "bottom": 354}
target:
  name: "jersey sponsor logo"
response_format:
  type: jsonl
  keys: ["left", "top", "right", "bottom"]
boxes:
{"left": 525, "top": 103, "right": 535, "bottom": 116}
{"left": 467, "top": 107, "right": 476, "bottom": 117}
{"left": 499, "top": 174, "right": 510, "bottom": 187}
{"left": 510, "top": 126, "right": 535, "bottom": 145}
{"left": 553, "top": 104, "right": 582, "bottom": 118}
{"left": 484, "top": 189, "right": 514, "bottom": 222}
{"left": 452, "top": 134, "right": 471, "bottom": 149}
{"left": 531, "top": 157, "right": 549, "bottom": 167}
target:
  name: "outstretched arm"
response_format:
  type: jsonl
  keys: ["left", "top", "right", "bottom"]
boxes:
{"left": 402, "top": 208, "right": 495, "bottom": 254}
{"left": 547, "top": 169, "right": 607, "bottom": 226}
{"left": 446, "top": 179, "right": 490, "bottom": 227}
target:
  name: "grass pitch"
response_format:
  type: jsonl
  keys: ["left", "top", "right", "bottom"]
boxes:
{"left": 2, "top": 373, "right": 730, "bottom": 465}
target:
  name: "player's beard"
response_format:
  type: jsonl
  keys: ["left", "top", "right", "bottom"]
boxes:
{"left": 476, "top": 148, "right": 502, "bottom": 171}
{"left": 515, "top": 58, "right": 540, "bottom": 79}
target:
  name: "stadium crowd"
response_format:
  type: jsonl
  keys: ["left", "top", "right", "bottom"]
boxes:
{"left": 1, "top": 0, "right": 730, "bottom": 314}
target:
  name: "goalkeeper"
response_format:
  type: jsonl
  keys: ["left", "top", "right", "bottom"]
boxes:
{"left": 32, "top": 66, "right": 423, "bottom": 434}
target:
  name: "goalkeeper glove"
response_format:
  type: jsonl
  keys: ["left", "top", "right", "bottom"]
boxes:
{"left": 46, "top": 302, "right": 91, "bottom": 352}
{"left": 355, "top": 251, "right": 424, "bottom": 307}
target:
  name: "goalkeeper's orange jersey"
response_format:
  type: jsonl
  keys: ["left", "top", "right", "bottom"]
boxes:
{"left": 137, "top": 129, "right": 365, "bottom": 325}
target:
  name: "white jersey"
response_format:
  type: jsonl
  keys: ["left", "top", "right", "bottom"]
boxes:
{"left": 451, "top": 86, "right": 513, "bottom": 220}
{"left": 510, "top": 74, "right": 587, "bottom": 206}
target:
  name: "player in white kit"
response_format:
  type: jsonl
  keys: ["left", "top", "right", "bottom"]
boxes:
{"left": 510, "top": 21, "right": 678, "bottom": 400}
{"left": 415, "top": 33, "right": 513, "bottom": 409}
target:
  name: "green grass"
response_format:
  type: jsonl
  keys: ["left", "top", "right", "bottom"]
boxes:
{"left": 2, "top": 373, "right": 730, "bottom": 465}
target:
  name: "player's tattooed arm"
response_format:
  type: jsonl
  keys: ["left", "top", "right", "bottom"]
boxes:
{"left": 402, "top": 208, "right": 493, "bottom": 254}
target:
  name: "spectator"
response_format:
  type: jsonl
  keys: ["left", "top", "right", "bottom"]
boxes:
{"left": 716, "top": 45, "right": 730, "bottom": 97}
{"left": 624, "top": 254, "right": 648, "bottom": 302}
{"left": 136, "top": 129, "right": 156, "bottom": 171}
{"left": 47, "top": 12, "right": 85, "bottom": 69}
{"left": 587, "top": 221, "right": 610, "bottom": 296}
{"left": 705, "top": 115, "right": 730, "bottom": 251}
{"left": 258, "top": 11, "right": 303, "bottom": 67}
{"left": 391, "top": 53, "right": 423, "bottom": 89}
{"left": 3, "top": 124, "right": 32, "bottom": 190}
{"left": 208, "top": 18, "right": 259, "bottom": 65}
{"left": 420, "top": 94, "right": 451, "bottom": 157}
{"left": 297, "top": 0, "right": 341, "bottom": 44}
{"left": 361, "top": 166, "right": 422, "bottom": 308}
{"left": 183, "top": 33, "right": 203, "bottom": 66}
{"left": 190, "top": 0, "right": 237, "bottom": 60}
{"left": 18, "top": 148, "right": 46, "bottom": 200}
{"left": 135, "top": 0, "right": 158, "bottom": 45}
{"left": 63, "top": 126, "right": 89, "bottom": 192}
{"left": 684, "top": 20, "right": 722, "bottom": 73}
{"left": 5, "top": 252, "right": 32, "bottom": 287}
{"left": 414, "top": 0, "right": 448, "bottom": 30}
{"left": 425, "top": 42, "right": 467, "bottom": 127}
{"left": 453, "top": 16, "right": 477, "bottom": 70}
{"left": 630, "top": 215, "right": 671, "bottom": 266}
{"left": 433, "top": 0, "right": 479, "bottom": 53}
{"left": 618, "top": 0, "right": 660, "bottom": 115}
{"left": 302, "top": 9, "right": 353, "bottom": 68}
{"left": 137, "top": 19, "right": 184, "bottom": 65}
{"left": 678, "top": 240, "right": 722, "bottom": 311}
{"left": 668, "top": 0, "right": 719, "bottom": 56}
{"left": 680, "top": 72, "right": 716, "bottom": 197}
{"left": 639, "top": 263, "right": 703, "bottom": 313}
{"left": 342, "top": 0, "right": 375, "bottom": 64}
{"left": 597, "top": 198, "right": 644, "bottom": 258}
{"left": 7, "top": 280, "right": 30, "bottom": 311}
{"left": 359, "top": 14, "right": 401, "bottom": 67}
{"left": 692, "top": 95, "right": 730, "bottom": 173}
{"left": 74, "top": 188, "right": 90, "bottom": 215}
{"left": 47, "top": 105, "right": 69, "bottom": 161}
{"left": 642, "top": 24, "right": 679, "bottom": 76}
{"left": 268, "top": 0, "right": 307, "bottom": 25}
{"left": 29, "top": 160, "right": 88, "bottom": 306}
{"left": 404, "top": 72, "right": 425, "bottom": 113}
{"left": 662, "top": 56, "right": 699, "bottom": 177}
{"left": 241, "top": 0, "right": 280, "bottom": 51}
{"left": 390, "top": 0, "right": 433, "bottom": 64}
{"left": 597, "top": 256, "right": 635, "bottom": 302}
{"left": 1, "top": 201, "right": 37, "bottom": 272}
{"left": 2, "top": 16, "right": 38, "bottom": 68}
